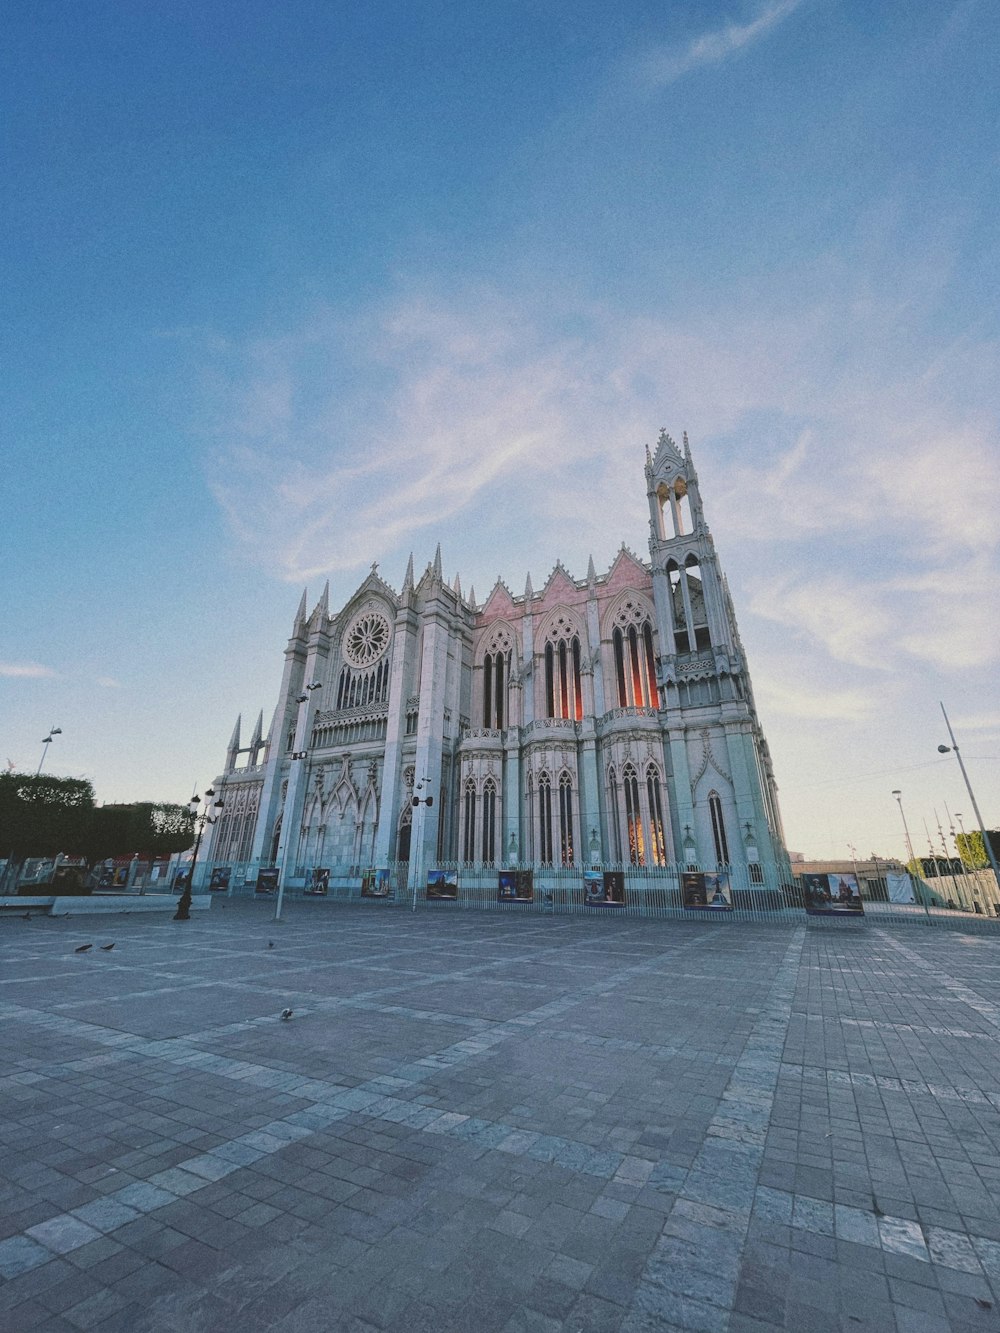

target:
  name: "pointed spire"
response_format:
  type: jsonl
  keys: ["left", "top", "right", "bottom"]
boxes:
{"left": 226, "top": 715, "right": 242, "bottom": 771}
{"left": 683, "top": 430, "right": 692, "bottom": 462}
{"left": 433, "top": 543, "right": 443, "bottom": 580}
{"left": 468, "top": 584, "right": 476, "bottom": 611}
{"left": 249, "top": 709, "right": 263, "bottom": 750}
{"left": 524, "top": 571, "right": 533, "bottom": 599}
{"left": 453, "top": 572, "right": 462, "bottom": 599}
{"left": 309, "top": 580, "right": 329, "bottom": 624}
{"left": 293, "top": 587, "right": 308, "bottom": 631}
{"left": 402, "top": 552, "right": 414, "bottom": 592}
{"left": 645, "top": 442, "right": 653, "bottom": 466}
{"left": 228, "top": 715, "right": 242, "bottom": 751}
{"left": 587, "top": 554, "right": 597, "bottom": 587}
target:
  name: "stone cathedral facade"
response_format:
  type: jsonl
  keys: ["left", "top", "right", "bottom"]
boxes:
{"left": 204, "top": 432, "right": 787, "bottom": 891}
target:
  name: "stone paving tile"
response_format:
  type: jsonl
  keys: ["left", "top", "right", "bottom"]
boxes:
{"left": 3, "top": 903, "right": 1000, "bottom": 1330}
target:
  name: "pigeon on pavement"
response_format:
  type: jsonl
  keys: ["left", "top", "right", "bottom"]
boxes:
{"left": 280, "top": 1009, "right": 293, "bottom": 1020}
{"left": 100, "top": 943, "right": 115, "bottom": 951}
{"left": 74, "top": 944, "right": 92, "bottom": 953}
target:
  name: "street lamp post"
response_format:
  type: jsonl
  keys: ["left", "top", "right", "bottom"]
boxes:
{"left": 410, "top": 780, "right": 434, "bottom": 912}
{"left": 174, "top": 788, "right": 224, "bottom": 921}
{"left": 891, "top": 790, "right": 930, "bottom": 921}
{"left": 937, "top": 702, "right": 1000, "bottom": 894}
{"left": 36, "top": 727, "right": 62, "bottom": 775}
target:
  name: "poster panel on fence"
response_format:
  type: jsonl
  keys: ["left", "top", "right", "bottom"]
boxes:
{"left": 307, "top": 867, "right": 329, "bottom": 895}
{"left": 583, "top": 870, "right": 624, "bottom": 905}
{"left": 498, "top": 870, "right": 534, "bottom": 902}
{"left": 209, "top": 867, "right": 231, "bottom": 892}
{"left": 362, "top": 867, "right": 393, "bottom": 898}
{"left": 886, "top": 873, "right": 916, "bottom": 904}
{"left": 802, "top": 873, "right": 864, "bottom": 915}
{"left": 256, "top": 867, "right": 279, "bottom": 894}
{"left": 427, "top": 868, "right": 458, "bottom": 900}
{"left": 682, "top": 871, "right": 733, "bottom": 910}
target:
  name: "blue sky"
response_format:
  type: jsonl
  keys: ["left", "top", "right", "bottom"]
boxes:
{"left": 2, "top": 0, "right": 998, "bottom": 862}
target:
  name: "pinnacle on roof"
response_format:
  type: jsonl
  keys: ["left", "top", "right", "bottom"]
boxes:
{"left": 433, "top": 543, "right": 443, "bottom": 579}
{"left": 402, "top": 552, "right": 414, "bottom": 592}
{"left": 292, "top": 587, "right": 308, "bottom": 630}
{"left": 652, "top": 426, "right": 686, "bottom": 475}
{"left": 227, "top": 715, "right": 242, "bottom": 751}
{"left": 453, "top": 572, "right": 462, "bottom": 599}
{"left": 524, "top": 571, "right": 533, "bottom": 598}
{"left": 249, "top": 710, "right": 264, "bottom": 749}
{"left": 587, "top": 554, "right": 597, "bottom": 586}
{"left": 310, "top": 581, "right": 329, "bottom": 622}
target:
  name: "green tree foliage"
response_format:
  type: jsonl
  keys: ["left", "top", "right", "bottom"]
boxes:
{"left": 85, "top": 803, "right": 194, "bottom": 862}
{"left": 0, "top": 774, "right": 194, "bottom": 862}
{"left": 0, "top": 772, "right": 95, "bottom": 857}
{"left": 956, "top": 829, "right": 1000, "bottom": 870}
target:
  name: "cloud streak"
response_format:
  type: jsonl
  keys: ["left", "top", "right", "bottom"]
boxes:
{"left": 637, "top": 0, "right": 802, "bottom": 87}
{"left": 0, "top": 661, "right": 58, "bottom": 679}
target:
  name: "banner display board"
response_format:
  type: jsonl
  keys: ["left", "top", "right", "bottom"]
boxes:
{"left": 209, "top": 867, "right": 231, "bottom": 892}
{"left": 887, "top": 873, "right": 916, "bottom": 904}
{"left": 498, "top": 870, "right": 534, "bottom": 902}
{"left": 361, "top": 868, "right": 392, "bottom": 898}
{"left": 682, "top": 871, "right": 733, "bottom": 910}
{"left": 583, "top": 870, "right": 625, "bottom": 905}
{"left": 256, "top": 868, "right": 279, "bottom": 894}
{"left": 427, "top": 868, "right": 458, "bottom": 900}
{"left": 306, "top": 867, "right": 329, "bottom": 895}
{"left": 802, "top": 872, "right": 864, "bottom": 915}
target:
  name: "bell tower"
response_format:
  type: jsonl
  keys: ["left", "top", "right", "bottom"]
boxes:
{"left": 646, "top": 429, "right": 787, "bottom": 883}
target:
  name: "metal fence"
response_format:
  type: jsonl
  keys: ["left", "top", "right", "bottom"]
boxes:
{"left": 182, "top": 858, "right": 1000, "bottom": 932}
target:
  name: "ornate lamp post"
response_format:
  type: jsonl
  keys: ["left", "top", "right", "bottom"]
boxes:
{"left": 174, "top": 788, "right": 224, "bottom": 921}
{"left": 36, "top": 726, "right": 62, "bottom": 775}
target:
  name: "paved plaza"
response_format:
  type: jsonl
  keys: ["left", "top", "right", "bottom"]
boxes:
{"left": 2, "top": 903, "right": 1000, "bottom": 1332}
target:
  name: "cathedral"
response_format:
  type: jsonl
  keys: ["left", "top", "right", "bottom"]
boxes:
{"left": 204, "top": 431, "right": 787, "bottom": 897}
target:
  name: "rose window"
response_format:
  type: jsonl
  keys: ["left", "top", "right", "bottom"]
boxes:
{"left": 344, "top": 611, "right": 390, "bottom": 668}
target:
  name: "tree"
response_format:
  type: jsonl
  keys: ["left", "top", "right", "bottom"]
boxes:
{"left": 956, "top": 829, "right": 1000, "bottom": 871}
{"left": 0, "top": 774, "right": 194, "bottom": 874}
{"left": 0, "top": 772, "right": 95, "bottom": 859}
{"left": 84, "top": 803, "right": 194, "bottom": 863}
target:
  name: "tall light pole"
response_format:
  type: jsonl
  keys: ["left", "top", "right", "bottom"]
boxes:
{"left": 892, "top": 790, "right": 930, "bottom": 920}
{"left": 36, "top": 727, "right": 62, "bottom": 775}
{"left": 174, "top": 788, "right": 224, "bottom": 921}
{"left": 274, "top": 681, "right": 322, "bottom": 922}
{"left": 937, "top": 701, "right": 1000, "bottom": 894}
{"left": 410, "top": 780, "right": 434, "bottom": 912}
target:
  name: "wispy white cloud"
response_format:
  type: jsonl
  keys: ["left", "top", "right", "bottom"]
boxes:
{"left": 754, "top": 675, "right": 877, "bottom": 723}
{"left": 94, "top": 676, "right": 122, "bottom": 689}
{"left": 0, "top": 661, "right": 58, "bottom": 679}
{"left": 637, "top": 0, "right": 802, "bottom": 88}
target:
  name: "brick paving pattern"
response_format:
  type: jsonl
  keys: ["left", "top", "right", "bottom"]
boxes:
{"left": 2, "top": 901, "right": 999, "bottom": 1331}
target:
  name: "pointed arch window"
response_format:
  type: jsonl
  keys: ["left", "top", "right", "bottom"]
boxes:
{"left": 612, "top": 617, "right": 657, "bottom": 708}
{"left": 482, "top": 650, "right": 509, "bottom": 729}
{"left": 538, "top": 773, "right": 553, "bottom": 864}
{"left": 544, "top": 622, "right": 583, "bottom": 720}
{"left": 622, "top": 763, "right": 644, "bottom": 866}
{"left": 462, "top": 779, "right": 477, "bottom": 863}
{"left": 647, "top": 765, "right": 667, "bottom": 866}
{"left": 558, "top": 772, "right": 575, "bottom": 866}
{"left": 708, "top": 791, "right": 729, "bottom": 865}
{"left": 608, "top": 767, "right": 622, "bottom": 863}
{"left": 481, "top": 779, "right": 497, "bottom": 864}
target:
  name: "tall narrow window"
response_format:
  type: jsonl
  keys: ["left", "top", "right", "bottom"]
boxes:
{"left": 482, "top": 656, "right": 492, "bottom": 727}
{"left": 526, "top": 775, "right": 535, "bottom": 862}
{"left": 538, "top": 774, "right": 553, "bottom": 864}
{"left": 558, "top": 772, "right": 574, "bottom": 866}
{"left": 612, "top": 604, "right": 657, "bottom": 707}
{"left": 545, "top": 643, "right": 555, "bottom": 717}
{"left": 647, "top": 767, "right": 667, "bottom": 866}
{"left": 463, "top": 780, "right": 477, "bottom": 863}
{"left": 608, "top": 768, "right": 622, "bottom": 862}
{"left": 544, "top": 620, "right": 584, "bottom": 719}
{"left": 623, "top": 764, "right": 644, "bottom": 865}
{"left": 482, "top": 780, "right": 497, "bottom": 864}
{"left": 708, "top": 791, "right": 729, "bottom": 865}
{"left": 614, "top": 629, "right": 627, "bottom": 706}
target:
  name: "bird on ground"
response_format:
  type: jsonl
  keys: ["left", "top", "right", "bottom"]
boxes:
{"left": 280, "top": 1009, "right": 293, "bottom": 1020}
{"left": 268, "top": 941, "right": 274, "bottom": 948}
{"left": 74, "top": 944, "right": 92, "bottom": 953}
{"left": 100, "top": 943, "right": 115, "bottom": 951}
